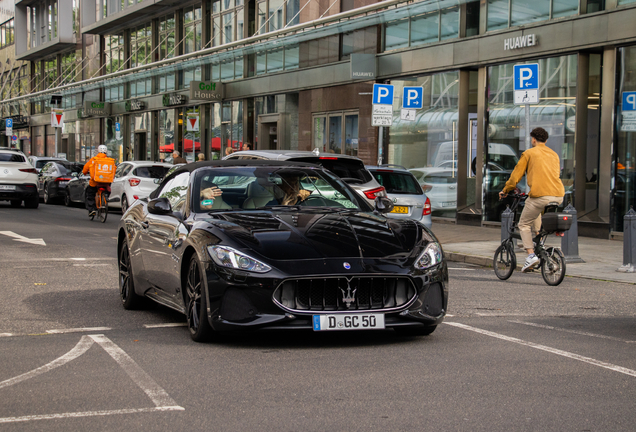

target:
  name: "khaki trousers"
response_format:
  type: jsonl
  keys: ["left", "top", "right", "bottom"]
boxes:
{"left": 518, "top": 195, "right": 563, "bottom": 250}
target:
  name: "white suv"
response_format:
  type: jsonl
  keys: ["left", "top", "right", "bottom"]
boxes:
{"left": 0, "top": 148, "right": 39, "bottom": 208}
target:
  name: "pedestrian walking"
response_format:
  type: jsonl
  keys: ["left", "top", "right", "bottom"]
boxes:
{"left": 499, "top": 127, "right": 565, "bottom": 272}
{"left": 172, "top": 151, "right": 187, "bottom": 164}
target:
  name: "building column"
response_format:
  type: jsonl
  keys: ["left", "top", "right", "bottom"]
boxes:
{"left": 599, "top": 46, "right": 616, "bottom": 223}
{"left": 574, "top": 52, "right": 589, "bottom": 213}
{"left": 475, "top": 66, "right": 488, "bottom": 215}
{"left": 456, "top": 70, "right": 470, "bottom": 210}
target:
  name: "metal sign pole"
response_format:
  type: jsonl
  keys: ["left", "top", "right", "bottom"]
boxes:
{"left": 525, "top": 103, "right": 531, "bottom": 150}
{"left": 377, "top": 126, "right": 383, "bottom": 165}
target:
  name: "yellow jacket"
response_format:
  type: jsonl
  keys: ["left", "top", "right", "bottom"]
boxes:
{"left": 503, "top": 143, "right": 565, "bottom": 198}
{"left": 82, "top": 153, "right": 111, "bottom": 187}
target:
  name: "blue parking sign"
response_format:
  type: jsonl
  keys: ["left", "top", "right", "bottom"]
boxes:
{"left": 402, "top": 87, "right": 423, "bottom": 109}
{"left": 373, "top": 84, "right": 394, "bottom": 105}
{"left": 514, "top": 64, "right": 539, "bottom": 91}
{"left": 623, "top": 92, "right": 636, "bottom": 111}
{"left": 115, "top": 122, "right": 121, "bottom": 132}
{"left": 5, "top": 118, "right": 12, "bottom": 128}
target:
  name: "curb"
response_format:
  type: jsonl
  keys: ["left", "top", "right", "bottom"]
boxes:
{"left": 444, "top": 250, "right": 635, "bottom": 285}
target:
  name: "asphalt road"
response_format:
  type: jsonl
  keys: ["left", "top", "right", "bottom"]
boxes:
{"left": 1, "top": 201, "right": 636, "bottom": 431}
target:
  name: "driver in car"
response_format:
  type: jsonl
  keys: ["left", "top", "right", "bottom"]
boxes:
{"left": 273, "top": 173, "right": 311, "bottom": 205}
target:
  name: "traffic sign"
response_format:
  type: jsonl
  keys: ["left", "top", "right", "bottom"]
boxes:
{"left": 5, "top": 119, "right": 13, "bottom": 128}
{"left": 402, "top": 87, "right": 423, "bottom": 109}
{"left": 115, "top": 122, "right": 121, "bottom": 131}
{"left": 5, "top": 118, "right": 12, "bottom": 136}
{"left": 186, "top": 114, "right": 200, "bottom": 132}
{"left": 51, "top": 109, "right": 64, "bottom": 128}
{"left": 373, "top": 84, "right": 394, "bottom": 105}
{"left": 514, "top": 90, "right": 539, "bottom": 105}
{"left": 12, "top": 135, "right": 17, "bottom": 141}
{"left": 514, "top": 63, "right": 539, "bottom": 91}
{"left": 623, "top": 92, "right": 636, "bottom": 111}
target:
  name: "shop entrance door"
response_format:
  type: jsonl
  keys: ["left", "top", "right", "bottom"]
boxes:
{"left": 258, "top": 114, "right": 279, "bottom": 150}
{"left": 134, "top": 132, "right": 147, "bottom": 160}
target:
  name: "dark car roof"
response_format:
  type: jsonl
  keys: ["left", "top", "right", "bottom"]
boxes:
{"left": 168, "top": 159, "right": 321, "bottom": 176}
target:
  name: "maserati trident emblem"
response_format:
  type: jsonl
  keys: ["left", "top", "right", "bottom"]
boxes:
{"left": 340, "top": 279, "right": 357, "bottom": 308}
{"left": 343, "top": 262, "right": 351, "bottom": 270}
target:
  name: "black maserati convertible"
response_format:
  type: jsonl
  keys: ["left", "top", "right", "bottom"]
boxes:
{"left": 117, "top": 160, "right": 448, "bottom": 342}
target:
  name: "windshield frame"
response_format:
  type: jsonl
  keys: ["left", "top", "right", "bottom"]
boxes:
{"left": 190, "top": 165, "right": 373, "bottom": 214}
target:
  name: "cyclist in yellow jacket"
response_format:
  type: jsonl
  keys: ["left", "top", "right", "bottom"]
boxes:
{"left": 82, "top": 145, "right": 112, "bottom": 218}
{"left": 499, "top": 127, "right": 565, "bottom": 272}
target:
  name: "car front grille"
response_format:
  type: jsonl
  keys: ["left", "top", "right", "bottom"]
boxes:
{"left": 273, "top": 276, "right": 416, "bottom": 313}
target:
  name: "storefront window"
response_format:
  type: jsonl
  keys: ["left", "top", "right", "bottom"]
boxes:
{"left": 615, "top": 46, "right": 636, "bottom": 231}
{"left": 159, "top": 109, "right": 175, "bottom": 162}
{"left": 129, "top": 112, "right": 151, "bottom": 160}
{"left": 387, "top": 72, "right": 460, "bottom": 218}
{"left": 104, "top": 116, "right": 124, "bottom": 162}
{"left": 485, "top": 55, "right": 577, "bottom": 221}
{"left": 313, "top": 111, "right": 358, "bottom": 156}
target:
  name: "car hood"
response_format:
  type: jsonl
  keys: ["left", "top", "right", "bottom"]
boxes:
{"left": 199, "top": 210, "right": 429, "bottom": 260}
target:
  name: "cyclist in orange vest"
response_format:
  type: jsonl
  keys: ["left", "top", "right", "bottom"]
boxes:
{"left": 82, "top": 145, "right": 112, "bottom": 218}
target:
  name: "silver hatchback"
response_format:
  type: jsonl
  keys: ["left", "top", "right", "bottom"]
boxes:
{"left": 366, "top": 165, "right": 432, "bottom": 229}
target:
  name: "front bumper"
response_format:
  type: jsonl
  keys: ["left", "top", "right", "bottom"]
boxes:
{"left": 203, "top": 259, "right": 448, "bottom": 333}
{"left": 0, "top": 183, "right": 38, "bottom": 200}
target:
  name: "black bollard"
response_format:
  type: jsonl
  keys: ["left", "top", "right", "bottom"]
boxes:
{"left": 617, "top": 207, "right": 636, "bottom": 273}
{"left": 561, "top": 204, "right": 584, "bottom": 263}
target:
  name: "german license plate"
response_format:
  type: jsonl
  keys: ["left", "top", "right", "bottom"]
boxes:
{"left": 390, "top": 205, "right": 408, "bottom": 214}
{"left": 59, "top": 181, "right": 68, "bottom": 187}
{"left": 0, "top": 185, "right": 16, "bottom": 190}
{"left": 312, "top": 314, "right": 385, "bottom": 331}
{"left": 442, "top": 201, "right": 456, "bottom": 207}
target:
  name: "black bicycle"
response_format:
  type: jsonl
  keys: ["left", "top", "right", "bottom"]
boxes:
{"left": 493, "top": 192, "right": 572, "bottom": 286}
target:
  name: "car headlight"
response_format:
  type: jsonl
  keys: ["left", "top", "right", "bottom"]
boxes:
{"left": 208, "top": 245, "right": 271, "bottom": 273}
{"left": 414, "top": 242, "right": 443, "bottom": 270}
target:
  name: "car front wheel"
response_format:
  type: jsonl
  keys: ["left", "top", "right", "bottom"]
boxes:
{"left": 186, "top": 254, "right": 213, "bottom": 342}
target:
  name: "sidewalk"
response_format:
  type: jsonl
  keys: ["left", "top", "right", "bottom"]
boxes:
{"left": 431, "top": 221, "right": 636, "bottom": 285}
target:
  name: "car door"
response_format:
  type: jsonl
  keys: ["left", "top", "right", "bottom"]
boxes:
{"left": 37, "top": 163, "right": 51, "bottom": 197}
{"left": 139, "top": 171, "right": 190, "bottom": 302}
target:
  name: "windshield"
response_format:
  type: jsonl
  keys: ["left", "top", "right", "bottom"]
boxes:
{"left": 0, "top": 153, "right": 26, "bottom": 162}
{"left": 371, "top": 171, "right": 423, "bottom": 195}
{"left": 290, "top": 157, "right": 373, "bottom": 184}
{"left": 59, "top": 162, "right": 83, "bottom": 174}
{"left": 35, "top": 159, "right": 55, "bottom": 168}
{"left": 134, "top": 166, "right": 171, "bottom": 179}
{"left": 192, "top": 166, "right": 370, "bottom": 213}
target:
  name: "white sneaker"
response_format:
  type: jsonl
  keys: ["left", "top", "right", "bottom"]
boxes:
{"left": 521, "top": 254, "right": 540, "bottom": 272}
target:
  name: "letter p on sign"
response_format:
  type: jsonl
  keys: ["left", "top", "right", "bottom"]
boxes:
{"left": 373, "top": 84, "right": 394, "bottom": 105}
{"left": 403, "top": 87, "right": 423, "bottom": 109}
{"left": 623, "top": 92, "right": 636, "bottom": 111}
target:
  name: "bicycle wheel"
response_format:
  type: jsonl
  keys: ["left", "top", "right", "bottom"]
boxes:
{"left": 493, "top": 243, "right": 516, "bottom": 280}
{"left": 541, "top": 247, "right": 566, "bottom": 286}
{"left": 98, "top": 192, "right": 108, "bottom": 223}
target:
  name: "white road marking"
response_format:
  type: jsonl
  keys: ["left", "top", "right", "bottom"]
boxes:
{"left": 0, "top": 231, "right": 46, "bottom": 246}
{"left": 0, "top": 334, "right": 184, "bottom": 424}
{"left": 447, "top": 268, "right": 476, "bottom": 271}
{"left": 46, "top": 327, "right": 112, "bottom": 334}
{"left": 0, "top": 407, "right": 184, "bottom": 424}
{"left": 143, "top": 323, "right": 187, "bottom": 329}
{"left": 73, "top": 263, "right": 112, "bottom": 267}
{"left": 0, "top": 333, "right": 14, "bottom": 337}
{"left": 0, "top": 336, "right": 94, "bottom": 390}
{"left": 509, "top": 320, "right": 636, "bottom": 343}
{"left": 446, "top": 322, "right": 636, "bottom": 378}
{"left": 88, "top": 334, "right": 181, "bottom": 408}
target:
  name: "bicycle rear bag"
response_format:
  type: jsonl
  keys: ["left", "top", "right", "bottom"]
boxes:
{"left": 542, "top": 212, "right": 573, "bottom": 233}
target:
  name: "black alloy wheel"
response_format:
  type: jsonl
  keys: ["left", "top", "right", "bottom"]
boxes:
{"left": 119, "top": 242, "right": 142, "bottom": 309}
{"left": 64, "top": 189, "right": 72, "bottom": 207}
{"left": 186, "top": 255, "right": 213, "bottom": 342}
{"left": 493, "top": 243, "right": 516, "bottom": 280}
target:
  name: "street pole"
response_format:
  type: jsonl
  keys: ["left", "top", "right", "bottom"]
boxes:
{"left": 377, "top": 126, "right": 383, "bottom": 166}
{"left": 525, "top": 103, "right": 531, "bottom": 150}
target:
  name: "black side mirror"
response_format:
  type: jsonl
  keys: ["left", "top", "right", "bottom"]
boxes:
{"left": 374, "top": 196, "right": 394, "bottom": 214}
{"left": 148, "top": 197, "right": 173, "bottom": 215}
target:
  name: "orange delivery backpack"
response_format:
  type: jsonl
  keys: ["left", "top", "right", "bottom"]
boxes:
{"left": 90, "top": 157, "right": 116, "bottom": 183}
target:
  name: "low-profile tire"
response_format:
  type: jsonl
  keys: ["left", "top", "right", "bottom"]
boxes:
{"left": 43, "top": 183, "right": 54, "bottom": 205}
{"left": 493, "top": 243, "right": 516, "bottom": 280}
{"left": 119, "top": 242, "right": 143, "bottom": 309}
{"left": 395, "top": 325, "right": 437, "bottom": 336}
{"left": 121, "top": 195, "right": 129, "bottom": 213}
{"left": 186, "top": 254, "right": 214, "bottom": 342}
{"left": 24, "top": 194, "right": 39, "bottom": 209}
{"left": 10, "top": 200, "right": 21, "bottom": 208}
{"left": 64, "top": 189, "right": 72, "bottom": 207}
